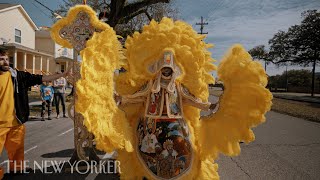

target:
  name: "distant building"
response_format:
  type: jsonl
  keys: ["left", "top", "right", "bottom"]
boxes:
{"left": 0, "top": 3, "right": 74, "bottom": 74}
{"left": 36, "top": 27, "right": 73, "bottom": 73}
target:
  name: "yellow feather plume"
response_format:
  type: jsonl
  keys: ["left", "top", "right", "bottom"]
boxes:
{"left": 200, "top": 44, "right": 273, "bottom": 159}
{"left": 76, "top": 26, "right": 133, "bottom": 153}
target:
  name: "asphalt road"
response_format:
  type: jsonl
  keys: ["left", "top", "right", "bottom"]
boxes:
{"left": 217, "top": 111, "right": 320, "bottom": 180}
{"left": 1, "top": 111, "right": 319, "bottom": 180}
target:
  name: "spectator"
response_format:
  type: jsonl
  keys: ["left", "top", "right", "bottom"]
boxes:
{"left": 0, "top": 47, "right": 71, "bottom": 178}
{"left": 40, "top": 81, "right": 54, "bottom": 121}
{"left": 53, "top": 71, "right": 67, "bottom": 119}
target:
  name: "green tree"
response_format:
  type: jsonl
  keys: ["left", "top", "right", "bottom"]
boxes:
{"left": 268, "top": 70, "right": 312, "bottom": 92}
{"left": 268, "top": 74, "right": 287, "bottom": 90}
{"left": 268, "top": 30, "right": 290, "bottom": 66}
{"left": 248, "top": 45, "right": 270, "bottom": 71}
{"left": 113, "top": 2, "right": 178, "bottom": 37}
{"left": 268, "top": 10, "right": 320, "bottom": 96}
{"left": 286, "top": 69, "right": 312, "bottom": 87}
{"left": 54, "top": 0, "right": 176, "bottom": 37}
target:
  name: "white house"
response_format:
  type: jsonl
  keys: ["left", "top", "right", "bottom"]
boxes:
{"left": 0, "top": 3, "right": 62, "bottom": 74}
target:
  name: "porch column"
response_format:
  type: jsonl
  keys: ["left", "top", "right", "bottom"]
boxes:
{"left": 23, "top": 52, "right": 27, "bottom": 71}
{"left": 66, "top": 61, "right": 68, "bottom": 70}
{"left": 32, "top": 55, "right": 35, "bottom": 74}
{"left": 46, "top": 58, "right": 50, "bottom": 73}
{"left": 40, "top": 56, "right": 43, "bottom": 73}
{"left": 13, "top": 50, "right": 17, "bottom": 69}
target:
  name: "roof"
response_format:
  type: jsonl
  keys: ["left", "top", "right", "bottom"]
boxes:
{"left": 0, "top": 3, "right": 18, "bottom": 10}
{"left": 0, "top": 4, "right": 38, "bottom": 30}
{"left": 4, "top": 43, "right": 54, "bottom": 57}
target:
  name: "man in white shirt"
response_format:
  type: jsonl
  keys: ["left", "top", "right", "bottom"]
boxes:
{"left": 53, "top": 72, "right": 67, "bottom": 118}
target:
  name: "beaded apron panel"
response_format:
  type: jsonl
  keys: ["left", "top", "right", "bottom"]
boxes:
{"left": 136, "top": 117, "right": 193, "bottom": 179}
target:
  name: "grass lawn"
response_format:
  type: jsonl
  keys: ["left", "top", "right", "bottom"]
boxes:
{"left": 209, "top": 88, "right": 320, "bottom": 122}
{"left": 272, "top": 98, "right": 320, "bottom": 122}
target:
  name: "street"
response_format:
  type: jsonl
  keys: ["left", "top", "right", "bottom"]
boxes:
{"left": 1, "top": 0, "right": 319, "bottom": 179}
{"left": 217, "top": 111, "right": 320, "bottom": 180}
{"left": 1, "top": 111, "right": 320, "bottom": 180}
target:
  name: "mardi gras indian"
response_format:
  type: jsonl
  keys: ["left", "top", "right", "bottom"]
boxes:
{"left": 117, "top": 50, "right": 220, "bottom": 179}
{"left": 51, "top": 5, "right": 272, "bottom": 180}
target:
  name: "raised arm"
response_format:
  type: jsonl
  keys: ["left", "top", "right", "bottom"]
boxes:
{"left": 42, "top": 67, "right": 71, "bottom": 82}
{"left": 180, "top": 84, "right": 218, "bottom": 111}
{"left": 117, "top": 81, "right": 152, "bottom": 106}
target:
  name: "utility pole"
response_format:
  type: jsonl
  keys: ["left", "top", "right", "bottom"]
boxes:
{"left": 196, "top": 16, "right": 208, "bottom": 35}
{"left": 285, "top": 63, "right": 288, "bottom": 92}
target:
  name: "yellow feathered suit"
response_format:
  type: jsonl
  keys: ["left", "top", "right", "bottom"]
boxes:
{"left": 52, "top": 6, "right": 272, "bottom": 179}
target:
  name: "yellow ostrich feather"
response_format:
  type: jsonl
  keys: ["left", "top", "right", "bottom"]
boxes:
{"left": 116, "top": 18, "right": 216, "bottom": 99}
{"left": 50, "top": 5, "right": 132, "bottom": 153}
{"left": 199, "top": 45, "right": 273, "bottom": 159}
{"left": 50, "top": 5, "right": 109, "bottom": 48}
{"left": 75, "top": 27, "right": 133, "bottom": 153}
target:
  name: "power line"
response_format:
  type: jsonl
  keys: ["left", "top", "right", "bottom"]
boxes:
{"left": 32, "top": 0, "right": 63, "bottom": 19}
{"left": 33, "top": 0, "right": 55, "bottom": 14}
{"left": 30, "top": 1, "right": 52, "bottom": 19}
{"left": 196, "top": 16, "right": 208, "bottom": 35}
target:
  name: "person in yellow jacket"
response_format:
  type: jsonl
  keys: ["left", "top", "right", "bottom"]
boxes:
{"left": 0, "top": 47, "right": 71, "bottom": 179}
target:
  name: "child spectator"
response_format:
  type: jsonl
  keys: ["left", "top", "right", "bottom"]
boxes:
{"left": 40, "top": 82, "right": 54, "bottom": 121}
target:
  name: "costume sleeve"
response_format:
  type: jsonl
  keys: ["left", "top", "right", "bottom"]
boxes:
{"left": 119, "top": 81, "right": 151, "bottom": 105}
{"left": 180, "top": 84, "right": 212, "bottom": 111}
{"left": 199, "top": 44, "right": 273, "bottom": 159}
{"left": 121, "top": 96, "right": 146, "bottom": 105}
{"left": 20, "top": 71, "right": 43, "bottom": 87}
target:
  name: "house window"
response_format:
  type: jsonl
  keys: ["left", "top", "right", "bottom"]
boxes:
{"left": 62, "top": 48, "right": 68, "bottom": 56}
{"left": 15, "top": 29, "right": 21, "bottom": 43}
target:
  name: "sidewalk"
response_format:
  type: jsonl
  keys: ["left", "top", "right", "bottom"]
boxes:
{"left": 272, "top": 92, "right": 320, "bottom": 104}
{"left": 29, "top": 100, "right": 42, "bottom": 106}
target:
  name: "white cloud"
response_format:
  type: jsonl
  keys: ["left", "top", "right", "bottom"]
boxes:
{"left": 173, "top": 0, "right": 320, "bottom": 75}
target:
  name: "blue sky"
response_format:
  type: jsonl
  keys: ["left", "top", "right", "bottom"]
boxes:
{"left": 1, "top": 0, "right": 319, "bottom": 75}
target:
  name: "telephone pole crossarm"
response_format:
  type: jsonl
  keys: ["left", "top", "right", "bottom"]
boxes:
{"left": 196, "top": 16, "right": 209, "bottom": 35}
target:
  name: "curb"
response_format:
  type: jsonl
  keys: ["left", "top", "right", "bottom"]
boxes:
{"left": 273, "top": 95, "right": 320, "bottom": 104}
